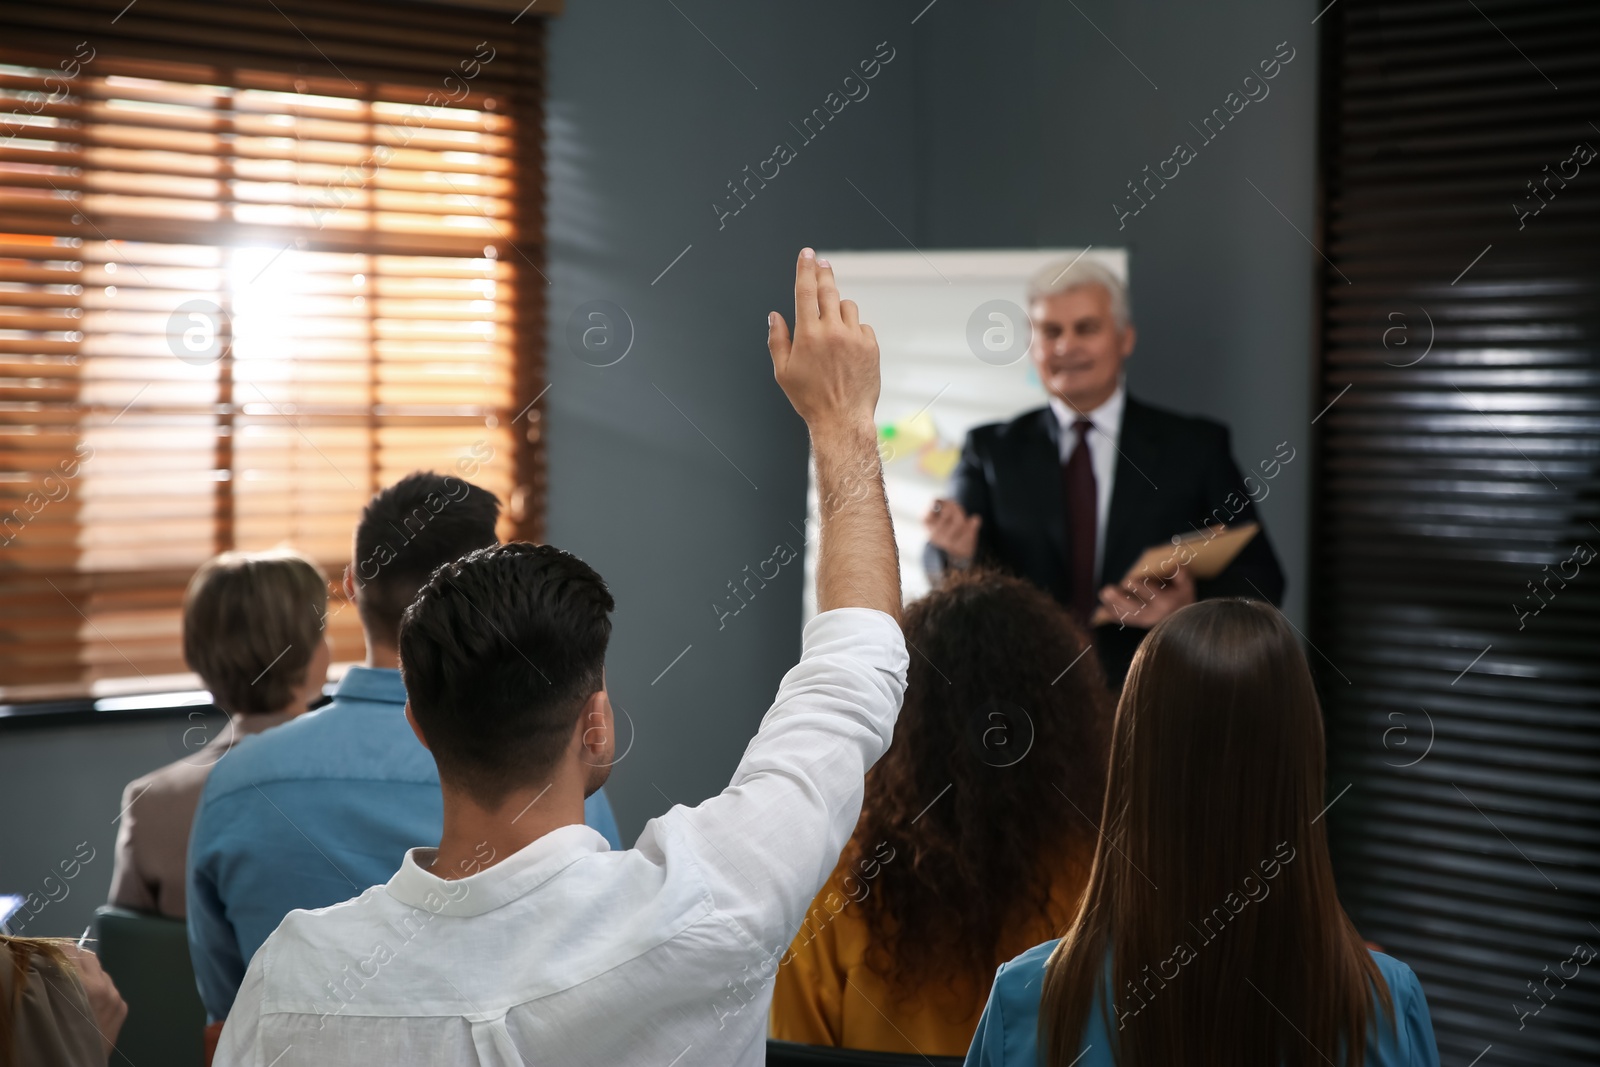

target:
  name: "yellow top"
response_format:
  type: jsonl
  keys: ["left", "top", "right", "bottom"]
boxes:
{"left": 769, "top": 853, "right": 1089, "bottom": 1058}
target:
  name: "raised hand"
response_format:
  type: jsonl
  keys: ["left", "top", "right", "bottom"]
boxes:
{"left": 767, "top": 248, "right": 899, "bottom": 619}
{"left": 767, "top": 248, "right": 880, "bottom": 436}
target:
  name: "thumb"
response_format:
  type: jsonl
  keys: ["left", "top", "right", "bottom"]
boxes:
{"left": 767, "top": 312, "right": 791, "bottom": 375}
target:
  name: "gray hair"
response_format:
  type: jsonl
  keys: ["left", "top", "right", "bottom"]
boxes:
{"left": 1025, "top": 258, "right": 1130, "bottom": 329}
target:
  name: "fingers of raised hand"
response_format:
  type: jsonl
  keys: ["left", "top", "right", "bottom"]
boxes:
{"left": 816, "top": 259, "right": 841, "bottom": 321}
{"left": 840, "top": 298, "right": 859, "bottom": 327}
{"left": 794, "top": 248, "right": 819, "bottom": 323}
{"left": 767, "top": 311, "right": 792, "bottom": 371}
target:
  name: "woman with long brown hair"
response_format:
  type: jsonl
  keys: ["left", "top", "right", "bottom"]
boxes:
{"left": 770, "top": 568, "right": 1114, "bottom": 1056}
{"left": 964, "top": 599, "right": 1439, "bottom": 1067}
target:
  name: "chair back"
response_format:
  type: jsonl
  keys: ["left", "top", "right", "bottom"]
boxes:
{"left": 94, "top": 905, "right": 206, "bottom": 1067}
{"left": 767, "top": 1039, "right": 966, "bottom": 1066}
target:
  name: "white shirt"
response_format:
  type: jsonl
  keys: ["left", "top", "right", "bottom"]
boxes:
{"left": 214, "top": 608, "right": 909, "bottom": 1067}
{"left": 1048, "top": 382, "right": 1125, "bottom": 581}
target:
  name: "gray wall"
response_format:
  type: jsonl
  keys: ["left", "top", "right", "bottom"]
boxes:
{"left": 0, "top": 712, "right": 226, "bottom": 939}
{"left": 543, "top": 3, "right": 916, "bottom": 841}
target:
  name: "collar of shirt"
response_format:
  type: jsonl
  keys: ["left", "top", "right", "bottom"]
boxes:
{"left": 209, "top": 708, "right": 293, "bottom": 757}
{"left": 388, "top": 823, "right": 611, "bottom": 917}
{"left": 1047, "top": 379, "right": 1126, "bottom": 460}
{"left": 331, "top": 665, "right": 407, "bottom": 705}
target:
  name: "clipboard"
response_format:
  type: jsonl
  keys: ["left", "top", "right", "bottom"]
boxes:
{"left": 1120, "top": 522, "right": 1259, "bottom": 586}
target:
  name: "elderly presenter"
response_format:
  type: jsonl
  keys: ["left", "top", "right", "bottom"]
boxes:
{"left": 923, "top": 260, "right": 1286, "bottom": 686}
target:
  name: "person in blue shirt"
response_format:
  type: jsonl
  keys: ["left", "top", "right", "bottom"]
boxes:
{"left": 965, "top": 599, "right": 1440, "bottom": 1067}
{"left": 187, "top": 472, "right": 622, "bottom": 1021}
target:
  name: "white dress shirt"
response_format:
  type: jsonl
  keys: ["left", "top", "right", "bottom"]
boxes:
{"left": 214, "top": 607, "right": 909, "bottom": 1067}
{"left": 1048, "top": 381, "right": 1125, "bottom": 581}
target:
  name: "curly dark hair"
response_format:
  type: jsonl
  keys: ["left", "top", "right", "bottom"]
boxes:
{"left": 843, "top": 567, "right": 1113, "bottom": 1001}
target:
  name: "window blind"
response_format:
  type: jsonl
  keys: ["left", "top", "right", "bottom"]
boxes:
{"left": 1315, "top": 2, "right": 1600, "bottom": 1064}
{"left": 0, "top": 1, "right": 548, "bottom": 700}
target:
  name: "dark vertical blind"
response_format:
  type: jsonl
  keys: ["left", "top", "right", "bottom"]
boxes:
{"left": 1316, "top": 2, "right": 1600, "bottom": 1064}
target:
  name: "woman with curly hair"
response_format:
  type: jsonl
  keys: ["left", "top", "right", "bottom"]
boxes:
{"left": 769, "top": 568, "right": 1114, "bottom": 1056}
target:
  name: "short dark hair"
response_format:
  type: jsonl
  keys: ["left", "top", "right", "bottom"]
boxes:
{"left": 398, "top": 542, "right": 615, "bottom": 804}
{"left": 352, "top": 472, "right": 500, "bottom": 643}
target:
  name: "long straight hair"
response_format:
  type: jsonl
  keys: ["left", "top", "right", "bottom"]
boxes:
{"left": 1038, "top": 599, "right": 1392, "bottom": 1067}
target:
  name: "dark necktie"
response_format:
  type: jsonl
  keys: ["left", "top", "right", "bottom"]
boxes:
{"left": 1061, "top": 418, "right": 1098, "bottom": 624}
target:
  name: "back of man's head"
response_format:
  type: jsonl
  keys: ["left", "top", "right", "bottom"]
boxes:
{"left": 398, "top": 542, "right": 615, "bottom": 805}
{"left": 352, "top": 472, "right": 500, "bottom": 647}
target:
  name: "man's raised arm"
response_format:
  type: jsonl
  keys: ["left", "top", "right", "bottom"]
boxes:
{"left": 766, "top": 248, "right": 900, "bottom": 620}
{"left": 636, "top": 250, "right": 907, "bottom": 966}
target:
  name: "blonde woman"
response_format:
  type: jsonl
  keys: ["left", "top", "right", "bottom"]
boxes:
{"left": 0, "top": 936, "right": 126, "bottom": 1066}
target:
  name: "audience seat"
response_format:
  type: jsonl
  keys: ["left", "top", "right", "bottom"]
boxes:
{"left": 94, "top": 905, "right": 206, "bottom": 1067}
{"left": 767, "top": 1039, "right": 965, "bottom": 1066}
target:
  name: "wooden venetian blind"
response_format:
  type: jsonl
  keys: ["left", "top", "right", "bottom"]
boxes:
{"left": 1315, "top": 1, "right": 1599, "bottom": 1064}
{"left": 0, "top": 1, "right": 549, "bottom": 700}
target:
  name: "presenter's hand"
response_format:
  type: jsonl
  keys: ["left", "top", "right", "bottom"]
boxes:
{"left": 768, "top": 249, "right": 879, "bottom": 436}
{"left": 1093, "top": 565, "right": 1196, "bottom": 629}
{"left": 924, "top": 498, "right": 981, "bottom": 564}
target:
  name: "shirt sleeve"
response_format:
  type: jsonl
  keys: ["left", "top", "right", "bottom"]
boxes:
{"left": 187, "top": 791, "right": 250, "bottom": 1022}
{"left": 108, "top": 778, "right": 158, "bottom": 913}
{"left": 1192, "top": 423, "right": 1287, "bottom": 604}
{"left": 637, "top": 607, "right": 908, "bottom": 952}
{"left": 964, "top": 970, "right": 1007, "bottom": 1067}
{"left": 768, "top": 876, "right": 848, "bottom": 1046}
{"left": 211, "top": 951, "right": 266, "bottom": 1067}
{"left": 950, "top": 429, "right": 993, "bottom": 524}
{"left": 1394, "top": 962, "right": 1441, "bottom": 1067}
{"left": 584, "top": 787, "right": 624, "bottom": 850}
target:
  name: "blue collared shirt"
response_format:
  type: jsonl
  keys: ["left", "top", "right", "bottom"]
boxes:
{"left": 186, "top": 666, "right": 622, "bottom": 1021}
{"left": 965, "top": 939, "right": 1440, "bottom": 1067}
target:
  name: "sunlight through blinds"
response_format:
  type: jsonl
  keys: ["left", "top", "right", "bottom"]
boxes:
{"left": 0, "top": 3, "right": 547, "bottom": 699}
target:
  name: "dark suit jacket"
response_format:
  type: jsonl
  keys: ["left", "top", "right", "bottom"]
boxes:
{"left": 926, "top": 396, "right": 1286, "bottom": 686}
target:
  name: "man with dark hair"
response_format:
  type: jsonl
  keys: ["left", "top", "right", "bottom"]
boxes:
{"left": 400, "top": 542, "right": 616, "bottom": 808}
{"left": 215, "top": 251, "right": 908, "bottom": 1066}
{"left": 348, "top": 472, "right": 502, "bottom": 641}
{"left": 187, "top": 473, "right": 622, "bottom": 1024}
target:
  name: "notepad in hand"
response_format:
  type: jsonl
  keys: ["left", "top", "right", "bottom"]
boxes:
{"left": 1121, "top": 522, "right": 1259, "bottom": 586}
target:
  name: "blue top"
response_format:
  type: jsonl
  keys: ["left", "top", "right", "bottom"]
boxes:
{"left": 186, "top": 666, "right": 622, "bottom": 1020}
{"left": 965, "top": 939, "right": 1440, "bottom": 1067}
